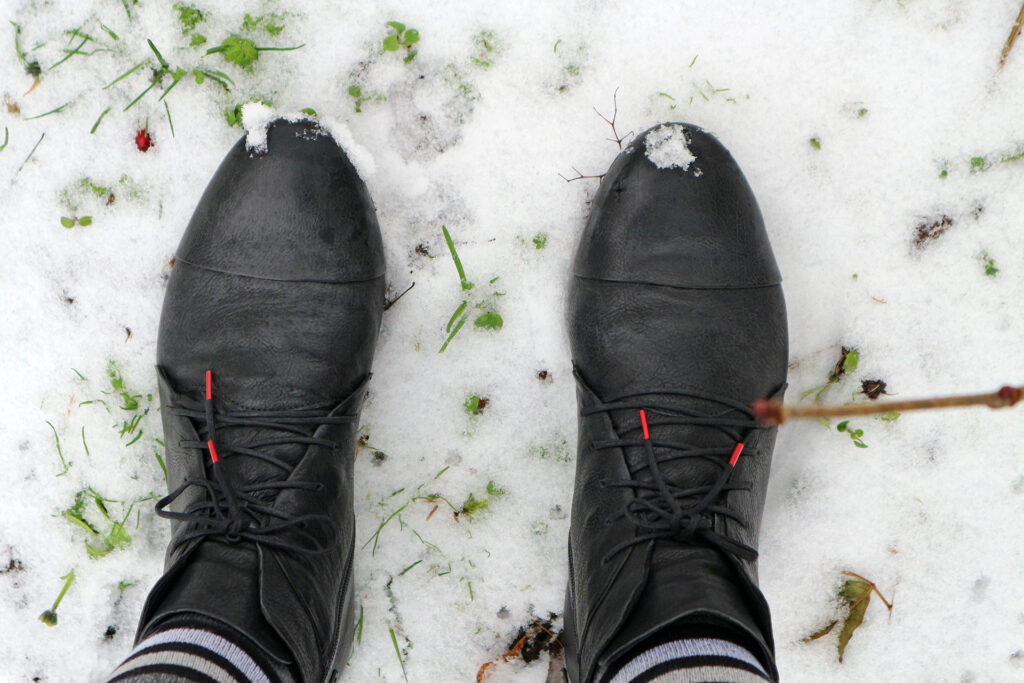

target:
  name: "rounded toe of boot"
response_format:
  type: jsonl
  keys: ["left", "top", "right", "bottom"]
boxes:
{"left": 176, "top": 119, "right": 384, "bottom": 282}
{"left": 573, "top": 122, "right": 780, "bottom": 289}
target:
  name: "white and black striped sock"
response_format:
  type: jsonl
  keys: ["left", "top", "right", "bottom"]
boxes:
{"left": 607, "top": 636, "right": 772, "bottom": 683}
{"left": 107, "top": 615, "right": 293, "bottom": 683}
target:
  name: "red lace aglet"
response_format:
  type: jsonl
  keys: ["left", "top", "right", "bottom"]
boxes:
{"left": 729, "top": 443, "right": 744, "bottom": 467}
{"left": 205, "top": 370, "right": 212, "bottom": 400}
{"left": 207, "top": 439, "right": 219, "bottom": 463}
{"left": 639, "top": 409, "right": 650, "bottom": 440}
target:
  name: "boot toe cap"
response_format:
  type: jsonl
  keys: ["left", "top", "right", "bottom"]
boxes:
{"left": 573, "top": 123, "right": 780, "bottom": 289}
{"left": 176, "top": 120, "right": 384, "bottom": 282}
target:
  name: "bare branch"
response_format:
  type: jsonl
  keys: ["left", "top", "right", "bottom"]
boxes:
{"left": 558, "top": 166, "right": 604, "bottom": 183}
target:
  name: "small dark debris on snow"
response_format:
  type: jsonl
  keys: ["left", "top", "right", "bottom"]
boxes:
{"left": 497, "top": 606, "right": 510, "bottom": 619}
{"left": 537, "top": 370, "right": 551, "bottom": 382}
{"left": 62, "top": 293, "right": 74, "bottom": 305}
{"left": 169, "top": 256, "right": 177, "bottom": 269}
{"left": 971, "top": 203, "right": 984, "bottom": 220}
{"left": 830, "top": 346, "right": 853, "bottom": 381}
{"left": 861, "top": 379, "right": 888, "bottom": 400}
{"left": 0, "top": 557, "right": 24, "bottom": 574}
{"left": 508, "top": 614, "right": 563, "bottom": 664}
{"left": 124, "top": 327, "right": 132, "bottom": 341}
{"left": 415, "top": 243, "right": 431, "bottom": 257}
{"left": 913, "top": 215, "right": 953, "bottom": 248}
{"left": 103, "top": 625, "right": 117, "bottom": 640}
{"left": 372, "top": 451, "right": 387, "bottom": 466}
{"left": 476, "top": 397, "right": 490, "bottom": 412}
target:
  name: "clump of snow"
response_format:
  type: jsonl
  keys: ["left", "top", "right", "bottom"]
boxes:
{"left": 644, "top": 123, "right": 696, "bottom": 170}
{"left": 240, "top": 101, "right": 278, "bottom": 152}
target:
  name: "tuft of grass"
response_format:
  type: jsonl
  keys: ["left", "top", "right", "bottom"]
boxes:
{"left": 0, "top": 127, "right": 8, "bottom": 153}
{"left": 459, "top": 492, "right": 488, "bottom": 518}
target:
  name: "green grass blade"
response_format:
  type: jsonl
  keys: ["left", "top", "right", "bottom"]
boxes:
{"left": 389, "top": 626, "right": 408, "bottom": 682}
{"left": 25, "top": 101, "right": 70, "bottom": 120}
{"left": 90, "top": 107, "right": 110, "bottom": 134}
{"left": 104, "top": 60, "right": 147, "bottom": 89}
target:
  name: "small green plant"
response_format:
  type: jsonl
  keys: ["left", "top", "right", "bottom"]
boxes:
{"left": 207, "top": 34, "right": 303, "bottom": 69}
{"left": 383, "top": 21, "right": 419, "bottom": 63}
{"left": 471, "top": 30, "right": 495, "bottom": 68}
{"left": 836, "top": 420, "right": 867, "bottom": 448}
{"left": 880, "top": 412, "right": 900, "bottom": 422}
{"left": 810, "top": 137, "right": 822, "bottom": 150}
{"left": 347, "top": 85, "right": 386, "bottom": 113}
{"left": 970, "top": 156, "right": 991, "bottom": 173}
{"left": 978, "top": 251, "right": 999, "bottom": 276}
{"left": 0, "top": 127, "right": 8, "bottom": 153}
{"left": 463, "top": 395, "right": 489, "bottom": 415}
{"left": 38, "top": 569, "right": 75, "bottom": 627}
{"left": 60, "top": 216, "right": 92, "bottom": 228}
{"left": 532, "top": 232, "right": 548, "bottom": 249}
{"left": 242, "top": 13, "right": 285, "bottom": 36}
{"left": 486, "top": 480, "right": 506, "bottom": 496}
{"left": 174, "top": 3, "right": 204, "bottom": 33}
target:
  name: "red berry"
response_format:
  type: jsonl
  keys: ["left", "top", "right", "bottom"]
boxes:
{"left": 135, "top": 128, "right": 154, "bottom": 152}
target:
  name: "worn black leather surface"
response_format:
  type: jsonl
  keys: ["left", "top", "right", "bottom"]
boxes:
{"left": 134, "top": 120, "right": 384, "bottom": 683}
{"left": 563, "top": 123, "right": 788, "bottom": 682}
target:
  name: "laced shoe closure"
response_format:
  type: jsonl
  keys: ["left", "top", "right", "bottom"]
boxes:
{"left": 584, "top": 392, "right": 765, "bottom": 565}
{"left": 156, "top": 370, "right": 358, "bottom": 556}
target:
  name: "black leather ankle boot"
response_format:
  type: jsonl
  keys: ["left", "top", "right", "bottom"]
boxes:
{"left": 563, "top": 123, "right": 787, "bottom": 682}
{"left": 134, "top": 120, "right": 385, "bottom": 683}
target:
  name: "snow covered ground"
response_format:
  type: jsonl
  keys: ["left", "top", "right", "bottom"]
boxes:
{"left": 2, "top": 1, "right": 1024, "bottom": 681}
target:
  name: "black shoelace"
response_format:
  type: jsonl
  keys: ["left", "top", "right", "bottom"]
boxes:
{"left": 583, "top": 389, "right": 766, "bottom": 564}
{"left": 155, "top": 371, "right": 355, "bottom": 556}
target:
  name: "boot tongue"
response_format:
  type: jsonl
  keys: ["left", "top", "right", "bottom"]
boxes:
{"left": 607, "top": 393, "right": 745, "bottom": 504}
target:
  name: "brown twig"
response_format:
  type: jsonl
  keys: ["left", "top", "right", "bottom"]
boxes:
{"left": 593, "top": 87, "right": 633, "bottom": 150}
{"left": 1000, "top": 2, "right": 1024, "bottom": 69}
{"left": 383, "top": 281, "right": 415, "bottom": 311}
{"left": 753, "top": 385, "right": 1023, "bottom": 425}
{"left": 558, "top": 166, "right": 605, "bottom": 183}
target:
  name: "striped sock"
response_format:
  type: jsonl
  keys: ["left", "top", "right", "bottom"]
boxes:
{"left": 607, "top": 637, "right": 771, "bottom": 682}
{"left": 107, "top": 614, "right": 294, "bottom": 683}
{"left": 604, "top": 621, "right": 773, "bottom": 683}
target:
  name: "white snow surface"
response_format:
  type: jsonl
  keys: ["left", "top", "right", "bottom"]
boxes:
{"left": 644, "top": 123, "right": 696, "bottom": 170}
{"left": 2, "top": 1, "right": 1024, "bottom": 682}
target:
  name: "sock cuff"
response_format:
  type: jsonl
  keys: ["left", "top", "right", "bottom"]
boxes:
{"left": 108, "top": 624, "right": 274, "bottom": 683}
{"left": 608, "top": 637, "right": 770, "bottom": 683}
